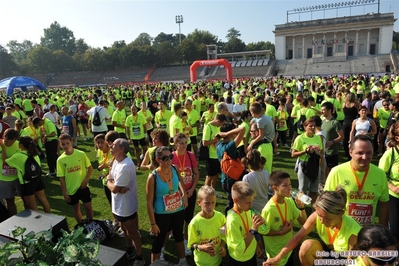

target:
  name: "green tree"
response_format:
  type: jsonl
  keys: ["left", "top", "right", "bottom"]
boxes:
{"left": 186, "top": 29, "right": 218, "bottom": 45}
{"left": 0, "top": 45, "right": 18, "bottom": 76}
{"left": 246, "top": 41, "right": 275, "bottom": 57}
{"left": 75, "top": 38, "right": 89, "bottom": 55}
{"left": 40, "top": 21, "right": 76, "bottom": 56}
{"left": 83, "top": 48, "right": 105, "bottom": 71}
{"left": 51, "top": 50, "right": 72, "bottom": 73}
{"left": 223, "top": 37, "right": 246, "bottom": 53}
{"left": 226, "top": 27, "right": 241, "bottom": 41}
{"left": 28, "top": 46, "right": 52, "bottom": 74}
{"left": 132, "top": 33, "right": 153, "bottom": 47}
{"left": 6, "top": 40, "right": 34, "bottom": 63}
{"left": 153, "top": 32, "right": 178, "bottom": 47}
{"left": 103, "top": 46, "right": 121, "bottom": 70}
{"left": 178, "top": 38, "right": 198, "bottom": 64}
{"left": 155, "top": 41, "right": 178, "bottom": 66}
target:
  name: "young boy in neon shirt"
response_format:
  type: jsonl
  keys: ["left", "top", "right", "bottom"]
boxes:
{"left": 57, "top": 133, "right": 93, "bottom": 224}
{"left": 226, "top": 181, "right": 269, "bottom": 265}
{"left": 187, "top": 186, "right": 227, "bottom": 266}
{"left": 261, "top": 170, "right": 307, "bottom": 266}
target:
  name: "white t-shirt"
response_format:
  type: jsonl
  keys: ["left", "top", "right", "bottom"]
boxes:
{"left": 242, "top": 169, "right": 270, "bottom": 213}
{"left": 86, "top": 106, "right": 111, "bottom": 132}
{"left": 110, "top": 156, "right": 138, "bottom": 217}
{"left": 43, "top": 111, "right": 60, "bottom": 126}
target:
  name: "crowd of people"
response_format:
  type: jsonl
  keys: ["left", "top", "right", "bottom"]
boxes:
{"left": 0, "top": 73, "right": 398, "bottom": 266}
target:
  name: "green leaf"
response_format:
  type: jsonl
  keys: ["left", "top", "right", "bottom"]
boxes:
{"left": 11, "top": 227, "right": 26, "bottom": 238}
{"left": 2, "top": 241, "right": 20, "bottom": 251}
{"left": 64, "top": 244, "right": 80, "bottom": 262}
{"left": 7, "top": 257, "right": 24, "bottom": 266}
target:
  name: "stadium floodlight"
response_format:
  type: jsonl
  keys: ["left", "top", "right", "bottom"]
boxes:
{"left": 175, "top": 15, "right": 183, "bottom": 44}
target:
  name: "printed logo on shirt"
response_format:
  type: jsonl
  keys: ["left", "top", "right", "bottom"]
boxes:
{"left": 274, "top": 217, "right": 280, "bottom": 223}
{"left": 343, "top": 180, "right": 351, "bottom": 186}
{"left": 67, "top": 165, "right": 82, "bottom": 173}
{"left": 196, "top": 230, "right": 201, "bottom": 236}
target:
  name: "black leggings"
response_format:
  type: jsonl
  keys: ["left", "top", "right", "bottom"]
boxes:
{"left": 389, "top": 195, "right": 399, "bottom": 240}
{"left": 342, "top": 120, "right": 354, "bottom": 159}
{"left": 152, "top": 210, "right": 185, "bottom": 254}
{"left": 45, "top": 139, "right": 58, "bottom": 173}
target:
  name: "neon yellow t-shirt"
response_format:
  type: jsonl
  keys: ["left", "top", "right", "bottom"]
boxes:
{"left": 169, "top": 114, "right": 183, "bottom": 137}
{"left": 316, "top": 214, "right": 361, "bottom": 252}
{"left": 292, "top": 133, "right": 323, "bottom": 161}
{"left": 125, "top": 113, "right": 146, "bottom": 140}
{"left": 226, "top": 209, "right": 257, "bottom": 262}
{"left": 201, "top": 111, "right": 216, "bottom": 124}
{"left": 262, "top": 197, "right": 300, "bottom": 266}
{"left": 265, "top": 104, "right": 277, "bottom": 120}
{"left": 56, "top": 149, "right": 92, "bottom": 195}
{"left": 379, "top": 147, "right": 399, "bottom": 199}
{"left": 0, "top": 141, "right": 20, "bottom": 182}
{"left": 6, "top": 152, "right": 41, "bottom": 184}
{"left": 185, "top": 109, "right": 200, "bottom": 137}
{"left": 202, "top": 124, "right": 219, "bottom": 159}
{"left": 112, "top": 109, "right": 127, "bottom": 134}
{"left": 138, "top": 109, "right": 153, "bottom": 131}
{"left": 325, "top": 162, "right": 389, "bottom": 225}
{"left": 188, "top": 211, "right": 226, "bottom": 266}
{"left": 154, "top": 110, "right": 173, "bottom": 131}
{"left": 43, "top": 118, "right": 58, "bottom": 141}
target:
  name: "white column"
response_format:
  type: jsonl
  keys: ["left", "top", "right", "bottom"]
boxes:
{"left": 366, "top": 29, "right": 371, "bottom": 55}
{"left": 313, "top": 35, "right": 316, "bottom": 56}
{"left": 333, "top": 32, "right": 337, "bottom": 55}
{"left": 344, "top": 31, "right": 348, "bottom": 54}
{"left": 355, "top": 30, "right": 359, "bottom": 55}
{"left": 323, "top": 33, "right": 326, "bottom": 56}
{"left": 302, "top": 35, "right": 305, "bottom": 59}
{"left": 292, "top": 36, "right": 295, "bottom": 59}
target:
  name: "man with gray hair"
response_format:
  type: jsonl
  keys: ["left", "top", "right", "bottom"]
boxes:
{"left": 107, "top": 138, "right": 144, "bottom": 264}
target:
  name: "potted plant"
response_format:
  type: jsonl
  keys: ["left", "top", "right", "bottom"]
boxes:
{"left": 0, "top": 226, "right": 103, "bottom": 266}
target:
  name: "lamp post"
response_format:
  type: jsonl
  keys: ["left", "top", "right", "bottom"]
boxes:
{"left": 175, "top": 15, "right": 183, "bottom": 44}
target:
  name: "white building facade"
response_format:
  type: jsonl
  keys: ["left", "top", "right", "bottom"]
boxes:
{"left": 274, "top": 12, "right": 396, "bottom": 61}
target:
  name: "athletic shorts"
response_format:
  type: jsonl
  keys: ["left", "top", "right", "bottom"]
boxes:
{"left": 80, "top": 118, "right": 88, "bottom": 125}
{"left": 20, "top": 178, "right": 45, "bottom": 197}
{"left": 0, "top": 179, "right": 21, "bottom": 198}
{"left": 67, "top": 187, "right": 91, "bottom": 206}
{"left": 114, "top": 212, "right": 137, "bottom": 223}
{"left": 206, "top": 158, "right": 221, "bottom": 176}
{"left": 132, "top": 138, "right": 148, "bottom": 147}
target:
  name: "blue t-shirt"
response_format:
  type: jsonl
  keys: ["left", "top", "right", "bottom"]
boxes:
{"left": 216, "top": 140, "right": 238, "bottom": 183}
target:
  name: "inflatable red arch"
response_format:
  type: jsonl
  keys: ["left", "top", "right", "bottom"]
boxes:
{"left": 190, "top": 59, "right": 232, "bottom": 83}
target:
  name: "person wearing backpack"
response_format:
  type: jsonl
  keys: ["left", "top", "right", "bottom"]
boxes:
{"left": 216, "top": 122, "right": 245, "bottom": 215}
{"left": 5, "top": 136, "right": 51, "bottom": 213}
{"left": 87, "top": 100, "right": 111, "bottom": 138}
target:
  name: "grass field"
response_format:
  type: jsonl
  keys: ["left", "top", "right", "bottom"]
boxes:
{"left": 13, "top": 124, "right": 380, "bottom": 265}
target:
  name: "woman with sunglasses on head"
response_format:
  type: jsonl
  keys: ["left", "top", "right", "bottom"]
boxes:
{"left": 355, "top": 224, "right": 398, "bottom": 266}
{"left": 146, "top": 146, "right": 189, "bottom": 265}
{"left": 265, "top": 187, "right": 361, "bottom": 266}
{"left": 172, "top": 133, "right": 199, "bottom": 256}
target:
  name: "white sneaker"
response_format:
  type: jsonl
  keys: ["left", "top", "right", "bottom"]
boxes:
{"left": 83, "top": 136, "right": 89, "bottom": 141}
{"left": 117, "top": 227, "right": 124, "bottom": 237}
{"left": 159, "top": 247, "right": 165, "bottom": 261}
{"left": 184, "top": 240, "right": 192, "bottom": 256}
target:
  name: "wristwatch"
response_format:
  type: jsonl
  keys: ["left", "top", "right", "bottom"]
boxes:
{"left": 249, "top": 229, "right": 258, "bottom": 236}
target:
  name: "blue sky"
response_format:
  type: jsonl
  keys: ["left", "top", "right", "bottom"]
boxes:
{"left": 1, "top": 0, "right": 398, "bottom": 49}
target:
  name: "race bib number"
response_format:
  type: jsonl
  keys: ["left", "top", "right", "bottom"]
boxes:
{"left": 132, "top": 126, "right": 141, "bottom": 135}
{"left": 62, "top": 125, "right": 69, "bottom": 134}
{"left": 163, "top": 191, "right": 182, "bottom": 212}
{"left": 348, "top": 203, "right": 373, "bottom": 225}
{"left": 2, "top": 162, "right": 17, "bottom": 176}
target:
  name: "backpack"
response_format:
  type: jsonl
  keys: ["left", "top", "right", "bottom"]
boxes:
{"left": 75, "top": 219, "right": 115, "bottom": 243}
{"left": 220, "top": 151, "right": 245, "bottom": 181}
{"left": 316, "top": 94, "right": 324, "bottom": 104}
{"left": 297, "top": 109, "right": 307, "bottom": 131}
{"left": 300, "top": 152, "right": 320, "bottom": 183}
{"left": 92, "top": 107, "right": 102, "bottom": 126}
{"left": 23, "top": 155, "right": 42, "bottom": 182}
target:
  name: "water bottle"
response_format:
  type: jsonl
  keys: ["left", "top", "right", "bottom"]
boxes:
{"left": 291, "top": 189, "right": 312, "bottom": 205}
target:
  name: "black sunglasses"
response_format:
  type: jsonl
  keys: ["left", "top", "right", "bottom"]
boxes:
{"left": 368, "top": 256, "right": 397, "bottom": 265}
{"left": 159, "top": 154, "right": 173, "bottom": 162}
